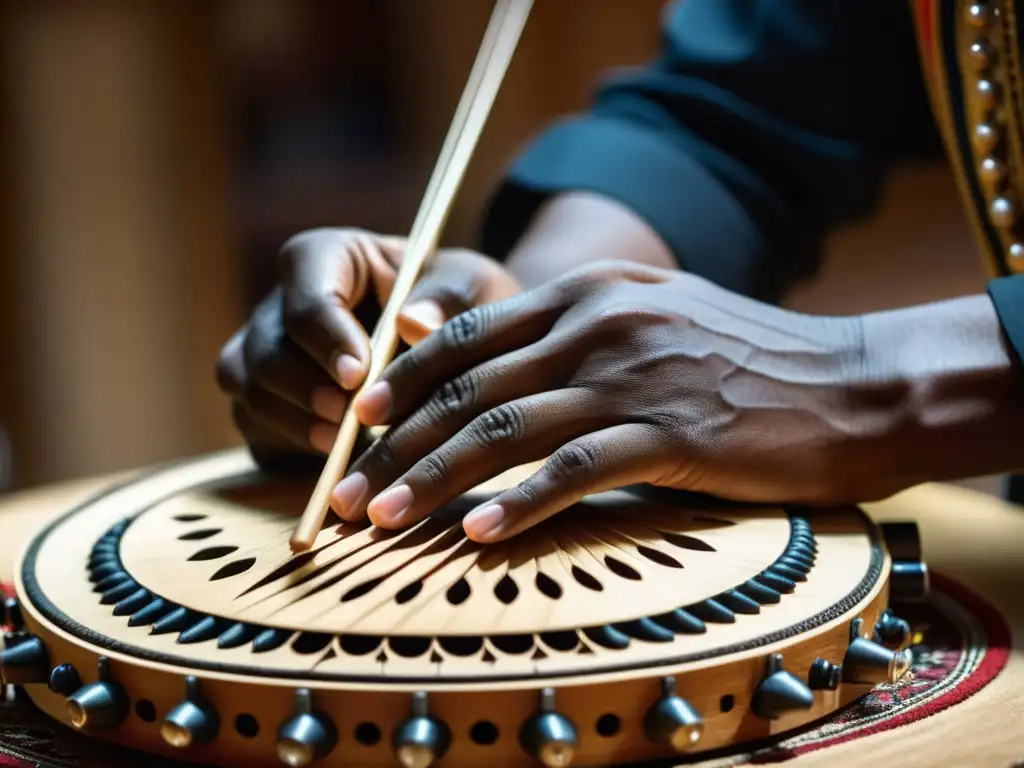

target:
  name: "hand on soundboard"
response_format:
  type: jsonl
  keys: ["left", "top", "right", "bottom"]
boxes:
{"left": 215, "top": 228, "right": 520, "bottom": 468}
{"left": 335, "top": 260, "right": 877, "bottom": 541}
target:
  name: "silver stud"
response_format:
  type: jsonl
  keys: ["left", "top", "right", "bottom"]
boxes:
{"left": 968, "top": 39, "right": 992, "bottom": 68}
{"left": 979, "top": 156, "right": 1007, "bottom": 185}
{"left": 991, "top": 197, "right": 1016, "bottom": 228}
{"left": 966, "top": 3, "right": 992, "bottom": 27}
{"left": 974, "top": 123, "right": 999, "bottom": 153}
{"left": 977, "top": 79, "right": 997, "bottom": 109}
{"left": 1009, "top": 242, "right": 1024, "bottom": 260}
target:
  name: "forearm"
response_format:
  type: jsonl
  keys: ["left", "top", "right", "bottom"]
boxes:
{"left": 859, "top": 293, "right": 1024, "bottom": 487}
{"left": 502, "top": 192, "right": 677, "bottom": 289}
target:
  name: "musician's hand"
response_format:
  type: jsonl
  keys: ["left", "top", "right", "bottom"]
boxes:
{"left": 336, "top": 260, "right": 883, "bottom": 541}
{"left": 215, "top": 228, "right": 520, "bottom": 464}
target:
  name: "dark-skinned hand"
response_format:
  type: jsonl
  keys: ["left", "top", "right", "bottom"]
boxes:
{"left": 216, "top": 228, "right": 520, "bottom": 467}
{"left": 332, "top": 260, "right": 888, "bottom": 542}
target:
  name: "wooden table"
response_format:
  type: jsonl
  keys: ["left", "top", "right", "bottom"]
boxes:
{"left": 2, "top": 473, "right": 1022, "bottom": 767}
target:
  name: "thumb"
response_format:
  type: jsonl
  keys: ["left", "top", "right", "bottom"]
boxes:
{"left": 397, "top": 299, "right": 448, "bottom": 345}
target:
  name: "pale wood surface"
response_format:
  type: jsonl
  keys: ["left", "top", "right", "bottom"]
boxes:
{"left": 2, "top": 472, "right": 1023, "bottom": 766}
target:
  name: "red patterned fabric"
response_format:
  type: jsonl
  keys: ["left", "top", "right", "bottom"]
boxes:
{"left": 0, "top": 572, "right": 1011, "bottom": 767}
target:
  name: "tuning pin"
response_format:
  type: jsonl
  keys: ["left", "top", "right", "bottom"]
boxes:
{"left": 643, "top": 677, "right": 703, "bottom": 751}
{"left": 890, "top": 561, "right": 929, "bottom": 603}
{"left": 751, "top": 654, "right": 815, "bottom": 720}
{"left": 161, "top": 676, "right": 220, "bottom": 748}
{"left": 842, "top": 619, "right": 912, "bottom": 685}
{"left": 807, "top": 658, "right": 842, "bottom": 691}
{"left": 49, "top": 663, "right": 83, "bottom": 697}
{"left": 391, "top": 691, "right": 450, "bottom": 768}
{"left": 276, "top": 689, "right": 338, "bottom": 767}
{"left": 0, "top": 635, "right": 49, "bottom": 685}
{"left": 874, "top": 609, "right": 912, "bottom": 650}
{"left": 66, "top": 657, "right": 128, "bottom": 730}
{"left": 519, "top": 688, "right": 578, "bottom": 767}
{"left": 3, "top": 597, "right": 23, "bottom": 631}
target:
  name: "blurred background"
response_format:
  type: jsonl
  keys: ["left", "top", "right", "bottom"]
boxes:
{"left": 0, "top": 0, "right": 996, "bottom": 496}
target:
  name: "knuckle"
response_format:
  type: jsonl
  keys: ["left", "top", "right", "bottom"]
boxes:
{"left": 427, "top": 373, "right": 478, "bottom": 419}
{"left": 512, "top": 478, "right": 542, "bottom": 507}
{"left": 417, "top": 452, "right": 449, "bottom": 486}
{"left": 440, "top": 306, "right": 488, "bottom": 349}
{"left": 282, "top": 290, "right": 332, "bottom": 340}
{"left": 546, "top": 441, "right": 602, "bottom": 482}
{"left": 369, "top": 432, "right": 402, "bottom": 474}
{"left": 470, "top": 404, "right": 525, "bottom": 446}
{"left": 278, "top": 227, "right": 354, "bottom": 267}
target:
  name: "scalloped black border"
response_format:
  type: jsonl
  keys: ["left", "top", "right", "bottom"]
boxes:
{"left": 20, "top": 460, "right": 883, "bottom": 686}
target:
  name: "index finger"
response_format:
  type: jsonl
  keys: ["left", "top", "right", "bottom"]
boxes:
{"left": 353, "top": 284, "right": 566, "bottom": 426}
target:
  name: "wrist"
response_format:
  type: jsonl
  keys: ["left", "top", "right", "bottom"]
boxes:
{"left": 853, "top": 294, "right": 1024, "bottom": 491}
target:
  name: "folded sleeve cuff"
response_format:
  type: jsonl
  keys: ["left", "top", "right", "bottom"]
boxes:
{"left": 479, "top": 116, "right": 774, "bottom": 298}
{"left": 988, "top": 273, "right": 1024, "bottom": 367}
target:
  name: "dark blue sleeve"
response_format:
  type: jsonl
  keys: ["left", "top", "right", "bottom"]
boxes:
{"left": 479, "top": 0, "right": 942, "bottom": 302}
{"left": 988, "top": 275, "right": 1024, "bottom": 367}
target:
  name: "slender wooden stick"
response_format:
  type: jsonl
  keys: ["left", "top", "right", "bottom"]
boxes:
{"left": 290, "top": 0, "right": 533, "bottom": 552}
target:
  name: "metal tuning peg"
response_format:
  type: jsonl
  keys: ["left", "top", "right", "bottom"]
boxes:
{"left": 276, "top": 689, "right": 338, "bottom": 767}
{"left": 161, "top": 676, "right": 219, "bottom": 748}
{"left": 842, "top": 618, "right": 912, "bottom": 685}
{"left": 873, "top": 609, "right": 912, "bottom": 650}
{"left": 751, "top": 654, "right": 815, "bottom": 720}
{"left": 643, "top": 676, "right": 703, "bottom": 752}
{"left": 519, "top": 688, "right": 579, "bottom": 768}
{"left": 392, "top": 691, "right": 450, "bottom": 768}
{"left": 66, "top": 657, "right": 128, "bottom": 731}
{"left": 0, "top": 635, "right": 49, "bottom": 685}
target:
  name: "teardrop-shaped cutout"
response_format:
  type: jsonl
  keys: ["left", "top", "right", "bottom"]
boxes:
{"left": 439, "top": 636, "right": 484, "bottom": 656}
{"left": 490, "top": 634, "right": 533, "bottom": 654}
{"left": 494, "top": 574, "right": 518, "bottom": 604}
{"left": 540, "top": 631, "right": 579, "bottom": 652}
{"left": 571, "top": 565, "right": 603, "bottom": 591}
{"left": 188, "top": 546, "right": 238, "bottom": 562}
{"left": 341, "top": 576, "right": 385, "bottom": 602}
{"left": 292, "top": 633, "right": 333, "bottom": 655}
{"left": 173, "top": 514, "right": 207, "bottom": 522}
{"left": 604, "top": 555, "right": 642, "bottom": 580}
{"left": 395, "top": 580, "right": 423, "bottom": 604}
{"left": 339, "top": 635, "right": 382, "bottom": 655}
{"left": 239, "top": 551, "right": 317, "bottom": 595}
{"left": 535, "top": 572, "right": 562, "bottom": 599}
{"left": 178, "top": 528, "right": 222, "bottom": 541}
{"left": 663, "top": 532, "right": 716, "bottom": 552}
{"left": 446, "top": 577, "right": 471, "bottom": 605}
{"left": 388, "top": 636, "right": 432, "bottom": 658}
{"left": 210, "top": 557, "right": 256, "bottom": 581}
{"left": 636, "top": 546, "right": 682, "bottom": 568}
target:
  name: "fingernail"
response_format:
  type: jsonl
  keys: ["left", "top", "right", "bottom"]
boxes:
{"left": 310, "top": 386, "right": 346, "bottom": 422}
{"left": 309, "top": 422, "right": 339, "bottom": 454}
{"left": 368, "top": 484, "right": 414, "bottom": 525}
{"left": 354, "top": 382, "right": 392, "bottom": 425}
{"left": 336, "top": 354, "right": 364, "bottom": 390}
{"left": 464, "top": 504, "right": 504, "bottom": 540}
{"left": 331, "top": 472, "right": 369, "bottom": 519}
{"left": 400, "top": 300, "right": 446, "bottom": 333}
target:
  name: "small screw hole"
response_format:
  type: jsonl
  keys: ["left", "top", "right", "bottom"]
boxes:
{"left": 470, "top": 720, "right": 499, "bottom": 745}
{"left": 720, "top": 694, "right": 735, "bottom": 713}
{"left": 235, "top": 714, "right": 259, "bottom": 738}
{"left": 134, "top": 700, "right": 156, "bottom": 722}
{"left": 355, "top": 722, "right": 381, "bottom": 745}
{"left": 596, "top": 713, "right": 620, "bottom": 737}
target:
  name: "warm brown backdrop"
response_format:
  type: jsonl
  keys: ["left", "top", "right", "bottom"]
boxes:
{"left": 0, "top": 0, "right": 997, "bottom": 496}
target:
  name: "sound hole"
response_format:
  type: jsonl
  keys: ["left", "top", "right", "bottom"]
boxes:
{"left": 339, "top": 635, "right": 382, "bottom": 655}
{"left": 540, "top": 631, "right": 578, "bottom": 652}
{"left": 490, "top": 634, "right": 533, "bottom": 654}
{"left": 210, "top": 557, "right": 256, "bottom": 581}
{"left": 571, "top": 565, "right": 603, "bottom": 591}
{"left": 292, "top": 633, "right": 332, "bottom": 655}
{"left": 135, "top": 700, "right": 156, "bottom": 722}
{"left": 395, "top": 580, "right": 423, "bottom": 604}
{"left": 188, "top": 546, "right": 238, "bottom": 561}
{"left": 604, "top": 555, "right": 641, "bottom": 580}
{"left": 596, "top": 713, "right": 621, "bottom": 737}
{"left": 720, "top": 694, "right": 735, "bottom": 713}
{"left": 494, "top": 574, "right": 518, "bottom": 604}
{"left": 178, "top": 528, "right": 221, "bottom": 541}
{"left": 355, "top": 722, "right": 381, "bottom": 746}
{"left": 388, "top": 636, "right": 432, "bottom": 658}
{"left": 235, "top": 714, "right": 259, "bottom": 738}
{"left": 438, "top": 636, "right": 484, "bottom": 656}
{"left": 446, "top": 577, "right": 471, "bottom": 605}
{"left": 172, "top": 514, "right": 206, "bottom": 522}
{"left": 470, "top": 721, "right": 499, "bottom": 745}
{"left": 535, "top": 572, "right": 562, "bottom": 599}
{"left": 635, "top": 546, "right": 682, "bottom": 568}
{"left": 663, "top": 533, "right": 716, "bottom": 552}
